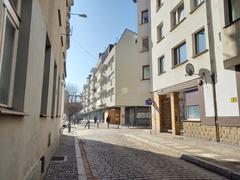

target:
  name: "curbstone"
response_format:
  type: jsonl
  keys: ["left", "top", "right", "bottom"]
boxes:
{"left": 181, "top": 154, "right": 240, "bottom": 180}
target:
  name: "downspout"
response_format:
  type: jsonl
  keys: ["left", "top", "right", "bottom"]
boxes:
{"left": 205, "top": 0, "right": 220, "bottom": 142}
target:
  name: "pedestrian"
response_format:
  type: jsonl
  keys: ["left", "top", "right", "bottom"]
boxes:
{"left": 94, "top": 116, "right": 97, "bottom": 124}
{"left": 68, "top": 121, "right": 71, "bottom": 133}
{"left": 106, "top": 115, "right": 111, "bottom": 128}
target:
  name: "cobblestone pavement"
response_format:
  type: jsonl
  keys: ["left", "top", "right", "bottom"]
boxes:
{"left": 77, "top": 127, "right": 228, "bottom": 180}
{"left": 45, "top": 135, "right": 78, "bottom": 180}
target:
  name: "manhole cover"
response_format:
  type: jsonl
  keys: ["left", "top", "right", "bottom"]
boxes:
{"left": 51, "top": 156, "right": 67, "bottom": 162}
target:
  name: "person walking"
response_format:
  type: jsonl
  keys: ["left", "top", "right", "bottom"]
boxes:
{"left": 106, "top": 115, "right": 111, "bottom": 128}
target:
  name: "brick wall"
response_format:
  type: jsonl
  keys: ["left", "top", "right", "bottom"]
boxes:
{"left": 183, "top": 122, "right": 240, "bottom": 145}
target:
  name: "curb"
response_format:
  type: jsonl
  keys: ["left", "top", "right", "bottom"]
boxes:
{"left": 180, "top": 154, "right": 240, "bottom": 180}
{"left": 74, "top": 136, "right": 87, "bottom": 180}
{"left": 124, "top": 134, "right": 240, "bottom": 180}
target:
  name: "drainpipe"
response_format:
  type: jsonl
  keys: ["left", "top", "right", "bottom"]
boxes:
{"left": 205, "top": 0, "right": 220, "bottom": 142}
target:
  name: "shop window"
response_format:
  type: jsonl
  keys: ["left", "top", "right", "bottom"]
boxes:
{"left": 184, "top": 90, "right": 200, "bottom": 121}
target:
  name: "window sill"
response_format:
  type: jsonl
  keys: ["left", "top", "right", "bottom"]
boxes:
{"left": 189, "top": 1, "right": 205, "bottom": 14}
{"left": 140, "top": 49, "right": 149, "bottom": 53}
{"left": 0, "top": 107, "right": 25, "bottom": 117}
{"left": 172, "top": 60, "right": 188, "bottom": 69}
{"left": 224, "top": 17, "right": 240, "bottom": 29}
{"left": 157, "top": 36, "right": 165, "bottom": 44}
{"left": 40, "top": 114, "right": 49, "bottom": 118}
{"left": 170, "top": 17, "right": 186, "bottom": 32}
{"left": 158, "top": 71, "right": 166, "bottom": 76}
{"left": 141, "top": 78, "right": 150, "bottom": 81}
{"left": 192, "top": 49, "right": 208, "bottom": 59}
{"left": 139, "top": 22, "right": 149, "bottom": 26}
{"left": 156, "top": 3, "right": 164, "bottom": 13}
{"left": 182, "top": 119, "right": 201, "bottom": 123}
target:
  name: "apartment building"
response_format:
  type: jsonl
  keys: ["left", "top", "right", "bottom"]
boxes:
{"left": 0, "top": 0, "right": 73, "bottom": 179}
{"left": 146, "top": 0, "right": 240, "bottom": 145}
{"left": 81, "top": 29, "right": 151, "bottom": 127}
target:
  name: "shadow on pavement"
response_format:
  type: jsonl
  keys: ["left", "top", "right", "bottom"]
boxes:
{"left": 79, "top": 138, "right": 227, "bottom": 180}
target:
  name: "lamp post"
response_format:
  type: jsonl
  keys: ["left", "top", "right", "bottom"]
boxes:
{"left": 69, "top": 13, "right": 87, "bottom": 18}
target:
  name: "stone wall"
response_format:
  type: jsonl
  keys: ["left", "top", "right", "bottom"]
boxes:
{"left": 183, "top": 122, "right": 240, "bottom": 145}
{"left": 219, "top": 127, "right": 240, "bottom": 145}
{"left": 183, "top": 122, "right": 217, "bottom": 141}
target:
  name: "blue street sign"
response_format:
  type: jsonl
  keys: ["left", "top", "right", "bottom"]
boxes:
{"left": 145, "top": 98, "right": 152, "bottom": 106}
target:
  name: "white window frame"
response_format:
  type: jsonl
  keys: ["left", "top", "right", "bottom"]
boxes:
{"left": 0, "top": 0, "right": 20, "bottom": 107}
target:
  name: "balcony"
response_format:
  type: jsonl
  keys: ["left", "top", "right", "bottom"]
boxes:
{"left": 222, "top": 18, "right": 240, "bottom": 71}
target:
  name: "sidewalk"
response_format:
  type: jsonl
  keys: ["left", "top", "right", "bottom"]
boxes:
{"left": 123, "top": 130, "right": 240, "bottom": 180}
{"left": 44, "top": 129, "right": 87, "bottom": 180}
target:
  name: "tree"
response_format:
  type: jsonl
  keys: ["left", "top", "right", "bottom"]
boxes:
{"left": 64, "top": 83, "right": 83, "bottom": 121}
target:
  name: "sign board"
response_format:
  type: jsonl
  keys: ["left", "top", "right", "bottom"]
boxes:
{"left": 145, "top": 98, "right": 152, "bottom": 106}
{"left": 230, "top": 97, "right": 238, "bottom": 103}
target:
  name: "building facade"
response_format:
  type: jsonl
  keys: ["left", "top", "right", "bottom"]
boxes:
{"left": 145, "top": 0, "right": 240, "bottom": 145}
{"left": 0, "top": 0, "right": 73, "bottom": 179}
{"left": 81, "top": 29, "right": 151, "bottom": 127}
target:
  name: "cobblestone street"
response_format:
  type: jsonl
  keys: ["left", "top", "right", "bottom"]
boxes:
{"left": 76, "top": 125, "right": 228, "bottom": 180}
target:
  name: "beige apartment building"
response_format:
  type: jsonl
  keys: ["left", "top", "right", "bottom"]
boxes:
{"left": 138, "top": 0, "right": 240, "bottom": 145}
{"left": 81, "top": 29, "right": 151, "bottom": 126}
{"left": 0, "top": 0, "right": 72, "bottom": 179}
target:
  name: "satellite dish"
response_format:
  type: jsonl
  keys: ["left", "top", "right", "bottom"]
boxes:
{"left": 185, "top": 63, "right": 195, "bottom": 76}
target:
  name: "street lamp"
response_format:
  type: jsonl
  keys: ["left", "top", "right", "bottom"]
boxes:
{"left": 69, "top": 13, "right": 87, "bottom": 18}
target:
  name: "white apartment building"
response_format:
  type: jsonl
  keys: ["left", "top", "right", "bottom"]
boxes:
{"left": 146, "top": 0, "right": 240, "bottom": 145}
{"left": 81, "top": 29, "right": 151, "bottom": 126}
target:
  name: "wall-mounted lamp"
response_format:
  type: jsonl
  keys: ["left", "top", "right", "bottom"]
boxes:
{"left": 69, "top": 13, "right": 87, "bottom": 18}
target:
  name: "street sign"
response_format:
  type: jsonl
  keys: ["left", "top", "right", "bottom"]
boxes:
{"left": 145, "top": 98, "right": 153, "bottom": 106}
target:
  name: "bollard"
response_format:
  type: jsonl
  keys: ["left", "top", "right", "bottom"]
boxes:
{"left": 97, "top": 122, "right": 99, "bottom": 128}
{"left": 107, "top": 123, "right": 109, "bottom": 128}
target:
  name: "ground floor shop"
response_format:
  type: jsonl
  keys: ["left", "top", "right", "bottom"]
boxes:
{"left": 151, "top": 79, "right": 240, "bottom": 145}
{"left": 83, "top": 106, "right": 151, "bottom": 127}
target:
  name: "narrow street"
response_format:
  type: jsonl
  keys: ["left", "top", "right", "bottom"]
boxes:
{"left": 71, "top": 124, "right": 228, "bottom": 180}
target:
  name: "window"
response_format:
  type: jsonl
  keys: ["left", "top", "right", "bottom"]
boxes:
{"left": 0, "top": 1, "right": 20, "bottom": 106}
{"left": 157, "top": 23, "right": 163, "bottom": 42}
{"left": 187, "top": 105, "right": 200, "bottom": 119}
{"left": 141, "top": 10, "right": 149, "bottom": 24}
{"left": 156, "top": 0, "right": 163, "bottom": 10}
{"left": 194, "top": 29, "right": 206, "bottom": 55}
{"left": 142, "top": 65, "right": 150, "bottom": 80}
{"left": 228, "top": 0, "right": 240, "bottom": 22}
{"left": 172, "top": 3, "right": 186, "bottom": 28}
{"left": 193, "top": 0, "right": 203, "bottom": 8}
{"left": 185, "top": 90, "right": 200, "bottom": 120}
{"left": 40, "top": 36, "right": 51, "bottom": 115}
{"left": 142, "top": 37, "right": 149, "bottom": 51}
{"left": 51, "top": 63, "right": 57, "bottom": 117}
{"left": 158, "top": 56, "right": 165, "bottom": 74}
{"left": 173, "top": 42, "right": 187, "bottom": 66}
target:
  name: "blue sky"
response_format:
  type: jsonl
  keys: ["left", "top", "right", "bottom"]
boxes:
{"left": 66, "top": 0, "right": 137, "bottom": 92}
